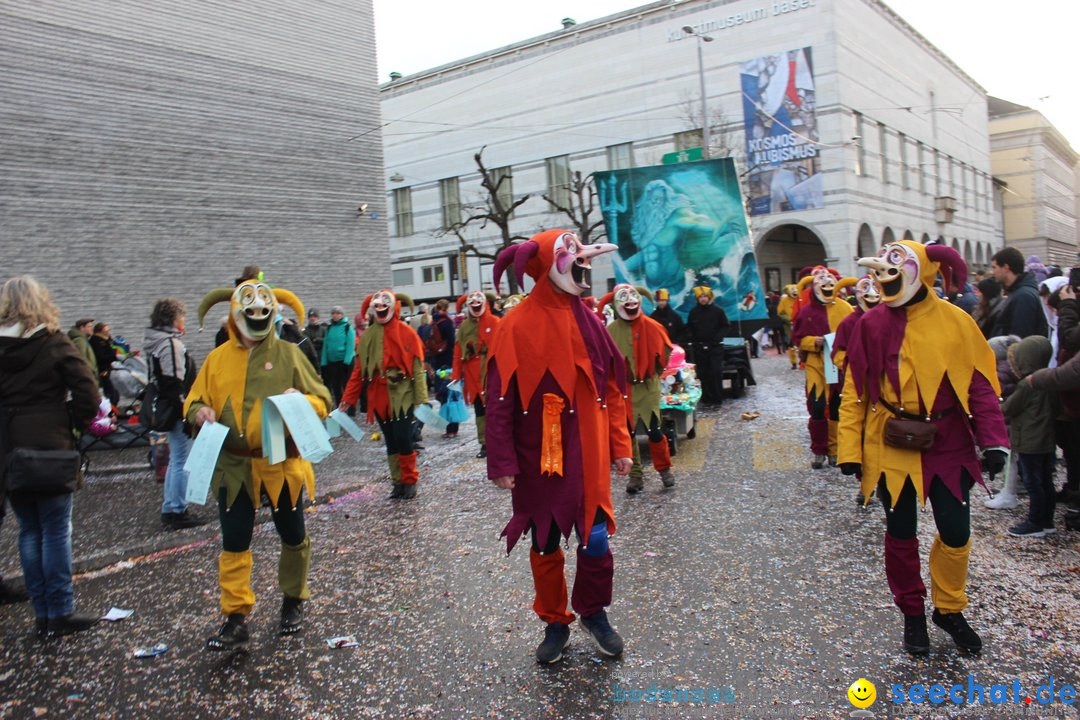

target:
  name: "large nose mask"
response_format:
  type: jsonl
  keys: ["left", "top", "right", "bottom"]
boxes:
{"left": 232, "top": 282, "right": 277, "bottom": 341}
{"left": 548, "top": 232, "right": 617, "bottom": 295}
{"left": 855, "top": 276, "right": 881, "bottom": 312}
{"left": 858, "top": 244, "right": 922, "bottom": 307}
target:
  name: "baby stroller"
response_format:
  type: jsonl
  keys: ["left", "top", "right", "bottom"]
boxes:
{"left": 77, "top": 354, "right": 155, "bottom": 470}
{"left": 110, "top": 355, "right": 148, "bottom": 418}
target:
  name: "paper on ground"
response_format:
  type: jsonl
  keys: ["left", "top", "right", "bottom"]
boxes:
{"left": 262, "top": 393, "right": 332, "bottom": 464}
{"left": 102, "top": 607, "right": 134, "bottom": 621}
{"left": 183, "top": 421, "right": 229, "bottom": 505}
{"left": 326, "top": 408, "right": 365, "bottom": 441}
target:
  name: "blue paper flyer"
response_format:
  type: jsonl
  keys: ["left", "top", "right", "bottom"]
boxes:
{"left": 183, "top": 421, "right": 229, "bottom": 505}
{"left": 262, "top": 393, "right": 333, "bottom": 465}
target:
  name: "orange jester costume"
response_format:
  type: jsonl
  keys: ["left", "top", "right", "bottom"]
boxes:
{"left": 790, "top": 266, "right": 853, "bottom": 468}
{"left": 485, "top": 229, "right": 634, "bottom": 663}
{"left": 451, "top": 291, "right": 500, "bottom": 458}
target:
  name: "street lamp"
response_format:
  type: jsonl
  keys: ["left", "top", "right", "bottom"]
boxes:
{"left": 682, "top": 25, "right": 714, "bottom": 159}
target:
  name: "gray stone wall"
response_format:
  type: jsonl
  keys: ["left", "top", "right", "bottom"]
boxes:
{"left": 0, "top": 0, "right": 389, "bottom": 361}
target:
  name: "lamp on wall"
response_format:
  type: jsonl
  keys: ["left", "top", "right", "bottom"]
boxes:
{"left": 389, "top": 173, "right": 405, "bottom": 183}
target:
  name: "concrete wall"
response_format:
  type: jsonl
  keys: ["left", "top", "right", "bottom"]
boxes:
{"left": 1, "top": 0, "right": 389, "bottom": 360}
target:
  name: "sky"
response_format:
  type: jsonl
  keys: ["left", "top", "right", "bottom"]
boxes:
{"left": 373, "top": 0, "right": 1080, "bottom": 152}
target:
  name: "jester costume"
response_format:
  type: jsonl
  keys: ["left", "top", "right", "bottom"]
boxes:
{"left": 341, "top": 290, "right": 427, "bottom": 500}
{"left": 776, "top": 284, "right": 799, "bottom": 369}
{"left": 599, "top": 284, "right": 674, "bottom": 493}
{"left": 838, "top": 241, "right": 1008, "bottom": 655}
{"left": 186, "top": 280, "right": 332, "bottom": 649}
{"left": 790, "top": 266, "right": 853, "bottom": 468}
{"left": 485, "top": 230, "right": 634, "bottom": 664}
{"left": 451, "top": 291, "right": 500, "bottom": 458}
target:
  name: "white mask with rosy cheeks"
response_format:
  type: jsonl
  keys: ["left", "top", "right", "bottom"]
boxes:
{"left": 855, "top": 276, "right": 882, "bottom": 313}
{"left": 371, "top": 290, "right": 395, "bottom": 325}
{"left": 548, "top": 232, "right": 618, "bottom": 295}
{"left": 858, "top": 243, "right": 923, "bottom": 307}
{"left": 812, "top": 269, "right": 837, "bottom": 304}
{"left": 231, "top": 281, "right": 277, "bottom": 342}
{"left": 466, "top": 290, "right": 486, "bottom": 318}
{"left": 613, "top": 285, "right": 642, "bottom": 321}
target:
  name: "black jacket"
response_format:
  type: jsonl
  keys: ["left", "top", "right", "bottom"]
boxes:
{"left": 687, "top": 303, "right": 729, "bottom": 344}
{"left": 650, "top": 306, "right": 685, "bottom": 345}
{"left": 993, "top": 272, "right": 1048, "bottom": 339}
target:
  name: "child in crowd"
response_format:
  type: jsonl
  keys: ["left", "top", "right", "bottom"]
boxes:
{"left": 984, "top": 336, "right": 1022, "bottom": 509}
{"left": 1001, "top": 336, "right": 1058, "bottom": 537}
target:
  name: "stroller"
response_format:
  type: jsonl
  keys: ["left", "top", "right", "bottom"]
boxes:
{"left": 78, "top": 354, "right": 155, "bottom": 470}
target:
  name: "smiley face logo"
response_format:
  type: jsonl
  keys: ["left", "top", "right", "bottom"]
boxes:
{"left": 847, "top": 678, "right": 876, "bottom": 709}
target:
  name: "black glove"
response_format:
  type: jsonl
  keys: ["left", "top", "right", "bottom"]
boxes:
{"left": 981, "top": 449, "right": 1007, "bottom": 475}
{"left": 839, "top": 462, "right": 861, "bottom": 477}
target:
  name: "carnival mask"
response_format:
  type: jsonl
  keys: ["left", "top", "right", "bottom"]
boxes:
{"left": 812, "top": 267, "right": 837, "bottom": 304}
{"left": 466, "top": 290, "right": 487, "bottom": 318}
{"left": 855, "top": 275, "right": 882, "bottom": 313}
{"left": 613, "top": 284, "right": 642, "bottom": 321}
{"left": 371, "top": 290, "right": 395, "bottom": 325}
{"left": 232, "top": 281, "right": 278, "bottom": 342}
{"left": 858, "top": 243, "right": 922, "bottom": 307}
{"left": 548, "top": 231, "right": 617, "bottom": 296}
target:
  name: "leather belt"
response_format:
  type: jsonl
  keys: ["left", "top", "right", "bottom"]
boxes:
{"left": 879, "top": 398, "right": 952, "bottom": 422}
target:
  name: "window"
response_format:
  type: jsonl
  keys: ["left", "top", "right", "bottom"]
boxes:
{"left": 392, "top": 268, "right": 413, "bottom": 286}
{"left": 421, "top": 264, "right": 445, "bottom": 284}
{"left": 606, "top": 142, "right": 635, "bottom": 170}
{"left": 879, "top": 122, "right": 888, "bottom": 184}
{"left": 916, "top": 142, "right": 926, "bottom": 194}
{"left": 898, "top": 133, "right": 908, "bottom": 189}
{"left": 674, "top": 129, "right": 703, "bottom": 152}
{"left": 440, "top": 177, "right": 461, "bottom": 230}
{"left": 491, "top": 166, "right": 514, "bottom": 217}
{"left": 545, "top": 155, "right": 572, "bottom": 209}
{"left": 393, "top": 187, "right": 413, "bottom": 237}
{"left": 853, "top": 112, "right": 865, "bottom": 176}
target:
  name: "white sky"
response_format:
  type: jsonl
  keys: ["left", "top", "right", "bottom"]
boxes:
{"left": 374, "top": 0, "right": 1080, "bottom": 152}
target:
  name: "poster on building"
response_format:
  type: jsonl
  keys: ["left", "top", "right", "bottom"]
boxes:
{"left": 594, "top": 157, "right": 767, "bottom": 324}
{"left": 740, "top": 46, "right": 823, "bottom": 216}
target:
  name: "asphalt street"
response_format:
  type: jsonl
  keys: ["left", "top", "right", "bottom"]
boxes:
{"left": 0, "top": 353, "right": 1077, "bottom": 719}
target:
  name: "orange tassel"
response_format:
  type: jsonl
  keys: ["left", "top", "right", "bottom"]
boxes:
{"left": 540, "top": 393, "right": 565, "bottom": 476}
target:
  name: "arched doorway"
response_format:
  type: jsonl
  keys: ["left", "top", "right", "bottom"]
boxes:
{"left": 921, "top": 233, "right": 931, "bottom": 244}
{"left": 950, "top": 238, "right": 960, "bottom": 252}
{"left": 976, "top": 243, "right": 985, "bottom": 270}
{"left": 882, "top": 227, "right": 896, "bottom": 245}
{"left": 857, "top": 223, "right": 876, "bottom": 258}
{"left": 902, "top": 230, "right": 914, "bottom": 241}
{"left": 963, "top": 239, "right": 972, "bottom": 265}
{"left": 756, "top": 224, "right": 829, "bottom": 292}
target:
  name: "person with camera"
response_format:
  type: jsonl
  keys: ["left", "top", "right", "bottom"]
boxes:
{"left": 143, "top": 299, "right": 206, "bottom": 531}
{"left": 0, "top": 276, "right": 102, "bottom": 639}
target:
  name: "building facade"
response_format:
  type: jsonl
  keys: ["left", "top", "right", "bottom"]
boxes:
{"left": 381, "top": 0, "right": 1000, "bottom": 302}
{"left": 1, "top": 0, "right": 389, "bottom": 359}
{"left": 988, "top": 97, "right": 1080, "bottom": 268}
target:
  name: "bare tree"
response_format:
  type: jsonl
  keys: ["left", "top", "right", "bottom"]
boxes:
{"left": 541, "top": 170, "right": 606, "bottom": 245}
{"left": 438, "top": 146, "right": 532, "bottom": 292}
{"left": 677, "top": 90, "right": 739, "bottom": 161}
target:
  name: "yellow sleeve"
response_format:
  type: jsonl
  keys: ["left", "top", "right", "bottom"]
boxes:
{"left": 837, "top": 370, "right": 866, "bottom": 465}
{"left": 799, "top": 335, "right": 821, "bottom": 353}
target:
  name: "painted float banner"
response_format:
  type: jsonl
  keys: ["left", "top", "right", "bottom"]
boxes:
{"left": 740, "top": 46, "right": 824, "bottom": 216}
{"left": 595, "top": 157, "right": 767, "bottom": 322}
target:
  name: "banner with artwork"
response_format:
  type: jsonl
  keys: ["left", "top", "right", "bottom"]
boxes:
{"left": 595, "top": 157, "right": 767, "bottom": 324}
{"left": 740, "top": 46, "right": 823, "bottom": 216}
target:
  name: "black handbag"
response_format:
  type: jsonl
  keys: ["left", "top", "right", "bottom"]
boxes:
{"left": 1, "top": 407, "right": 81, "bottom": 495}
{"left": 139, "top": 340, "right": 186, "bottom": 432}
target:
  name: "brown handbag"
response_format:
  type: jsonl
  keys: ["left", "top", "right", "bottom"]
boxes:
{"left": 883, "top": 416, "right": 937, "bottom": 451}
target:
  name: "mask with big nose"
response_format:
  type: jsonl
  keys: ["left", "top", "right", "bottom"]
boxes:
{"left": 548, "top": 232, "right": 617, "bottom": 296}
{"left": 858, "top": 243, "right": 923, "bottom": 307}
{"left": 855, "top": 275, "right": 882, "bottom": 312}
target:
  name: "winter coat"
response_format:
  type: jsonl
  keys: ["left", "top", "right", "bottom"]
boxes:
{"left": 993, "top": 272, "right": 1048, "bottom": 339}
{"left": 1031, "top": 350, "right": 1080, "bottom": 394}
{"left": 303, "top": 321, "right": 327, "bottom": 358}
{"left": 1002, "top": 336, "right": 1057, "bottom": 454}
{"left": 320, "top": 317, "right": 356, "bottom": 366}
{"left": 650, "top": 305, "right": 686, "bottom": 346}
{"left": 686, "top": 303, "right": 729, "bottom": 344}
{"left": 67, "top": 326, "right": 98, "bottom": 376}
{"left": 88, "top": 334, "right": 115, "bottom": 378}
{"left": 0, "top": 325, "right": 100, "bottom": 494}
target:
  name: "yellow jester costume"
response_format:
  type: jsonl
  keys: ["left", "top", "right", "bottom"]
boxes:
{"left": 185, "top": 279, "right": 332, "bottom": 649}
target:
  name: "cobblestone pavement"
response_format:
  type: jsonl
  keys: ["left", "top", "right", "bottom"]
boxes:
{"left": 0, "top": 353, "right": 1077, "bottom": 719}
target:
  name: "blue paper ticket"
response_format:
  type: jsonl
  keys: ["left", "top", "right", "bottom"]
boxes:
{"left": 262, "top": 393, "right": 333, "bottom": 464}
{"left": 822, "top": 332, "right": 839, "bottom": 385}
{"left": 183, "top": 421, "right": 229, "bottom": 505}
{"left": 326, "top": 408, "right": 365, "bottom": 441}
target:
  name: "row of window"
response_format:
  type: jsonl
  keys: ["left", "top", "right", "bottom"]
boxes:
{"left": 392, "top": 264, "right": 445, "bottom": 287}
{"left": 852, "top": 111, "right": 993, "bottom": 214}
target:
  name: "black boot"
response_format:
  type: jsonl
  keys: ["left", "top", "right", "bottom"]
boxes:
{"left": 535, "top": 622, "right": 571, "bottom": 664}
{"left": 206, "top": 613, "right": 249, "bottom": 651}
{"left": 46, "top": 613, "right": 100, "bottom": 639}
{"left": 34, "top": 617, "right": 48, "bottom": 640}
{"left": 400, "top": 483, "right": 417, "bottom": 500}
{"left": 903, "top": 613, "right": 929, "bottom": 655}
{"left": 579, "top": 610, "right": 624, "bottom": 657}
{"left": 476, "top": 444, "right": 487, "bottom": 459}
{"left": 279, "top": 597, "right": 303, "bottom": 636}
{"left": 932, "top": 609, "right": 982, "bottom": 653}
{"left": 389, "top": 483, "right": 404, "bottom": 499}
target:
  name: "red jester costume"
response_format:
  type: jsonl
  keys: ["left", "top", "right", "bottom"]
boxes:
{"left": 485, "top": 230, "right": 634, "bottom": 664}
{"left": 838, "top": 241, "right": 1008, "bottom": 656}
{"left": 790, "top": 266, "right": 853, "bottom": 468}
{"left": 341, "top": 290, "right": 428, "bottom": 500}
{"left": 598, "top": 284, "right": 674, "bottom": 493}
{"left": 451, "top": 291, "right": 500, "bottom": 459}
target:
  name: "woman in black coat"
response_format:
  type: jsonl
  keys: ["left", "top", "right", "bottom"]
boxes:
{"left": 0, "top": 276, "right": 101, "bottom": 639}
